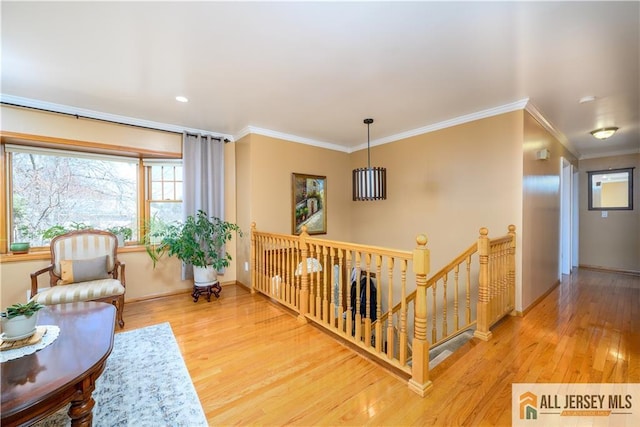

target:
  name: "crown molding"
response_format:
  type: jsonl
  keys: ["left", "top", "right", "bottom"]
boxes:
{"left": 524, "top": 101, "right": 580, "bottom": 159}
{"left": 578, "top": 147, "right": 640, "bottom": 160}
{"left": 236, "top": 126, "right": 351, "bottom": 153}
{"left": 0, "top": 94, "right": 234, "bottom": 142}
{"left": 351, "top": 98, "right": 531, "bottom": 152}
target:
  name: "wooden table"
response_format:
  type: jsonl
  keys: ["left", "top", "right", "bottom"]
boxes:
{"left": 1, "top": 302, "right": 116, "bottom": 427}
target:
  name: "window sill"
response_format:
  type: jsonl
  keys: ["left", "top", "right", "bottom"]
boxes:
{"left": 0, "top": 245, "right": 147, "bottom": 263}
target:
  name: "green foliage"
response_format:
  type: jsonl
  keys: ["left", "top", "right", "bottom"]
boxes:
{"left": 107, "top": 225, "right": 133, "bottom": 241}
{"left": 42, "top": 222, "right": 92, "bottom": 240}
{"left": 146, "top": 210, "right": 242, "bottom": 269}
{"left": 1, "top": 300, "right": 45, "bottom": 320}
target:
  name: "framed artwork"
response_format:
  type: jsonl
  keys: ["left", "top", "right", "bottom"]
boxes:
{"left": 292, "top": 173, "right": 327, "bottom": 235}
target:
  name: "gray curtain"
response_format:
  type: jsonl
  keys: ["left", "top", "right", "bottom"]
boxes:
{"left": 182, "top": 132, "right": 225, "bottom": 279}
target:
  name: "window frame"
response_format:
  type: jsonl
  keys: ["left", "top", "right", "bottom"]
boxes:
{"left": 587, "top": 167, "right": 634, "bottom": 211}
{"left": 1, "top": 136, "right": 182, "bottom": 255}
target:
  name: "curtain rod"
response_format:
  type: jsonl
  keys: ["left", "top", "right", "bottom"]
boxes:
{"left": 1, "top": 101, "right": 230, "bottom": 143}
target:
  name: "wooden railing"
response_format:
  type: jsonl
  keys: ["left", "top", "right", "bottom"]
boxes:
{"left": 250, "top": 223, "right": 516, "bottom": 396}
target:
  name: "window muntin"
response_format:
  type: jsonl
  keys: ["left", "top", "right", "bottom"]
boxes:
{"left": 145, "top": 163, "right": 183, "bottom": 244}
{"left": 8, "top": 147, "right": 139, "bottom": 247}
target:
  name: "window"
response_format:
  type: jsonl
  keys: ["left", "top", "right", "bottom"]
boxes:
{"left": 145, "top": 161, "right": 183, "bottom": 243}
{"left": 4, "top": 144, "right": 182, "bottom": 251}
{"left": 587, "top": 167, "right": 634, "bottom": 211}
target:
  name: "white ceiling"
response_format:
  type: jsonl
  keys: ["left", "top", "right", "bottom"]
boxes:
{"left": 1, "top": 1, "right": 639, "bottom": 159}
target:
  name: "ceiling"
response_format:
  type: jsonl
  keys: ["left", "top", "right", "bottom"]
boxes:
{"left": 1, "top": 1, "right": 638, "bottom": 159}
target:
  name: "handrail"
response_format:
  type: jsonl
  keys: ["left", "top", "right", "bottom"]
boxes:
{"left": 378, "top": 241, "right": 478, "bottom": 324}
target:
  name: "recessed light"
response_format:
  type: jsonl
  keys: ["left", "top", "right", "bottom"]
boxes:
{"left": 579, "top": 95, "right": 596, "bottom": 104}
{"left": 175, "top": 96, "right": 189, "bottom": 103}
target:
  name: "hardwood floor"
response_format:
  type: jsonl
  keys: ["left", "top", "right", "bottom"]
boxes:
{"left": 119, "top": 268, "right": 639, "bottom": 426}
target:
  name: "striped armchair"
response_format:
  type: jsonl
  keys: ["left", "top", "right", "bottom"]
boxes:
{"left": 30, "top": 229, "right": 126, "bottom": 328}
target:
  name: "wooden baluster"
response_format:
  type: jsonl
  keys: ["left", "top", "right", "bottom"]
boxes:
{"left": 354, "top": 252, "right": 362, "bottom": 343}
{"left": 363, "top": 253, "right": 372, "bottom": 346}
{"left": 294, "top": 241, "right": 301, "bottom": 308}
{"left": 499, "top": 244, "right": 504, "bottom": 315}
{"left": 431, "top": 280, "right": 437, "bottom": 343}
{"left": 266, "top": 236, "right": 272, "bottom": 294}
{"left": 442, "top": 274, "right": 448, "bottom": 338}
{"left": 386, "top": 258, "right": 395, "bottom": 359}
{"left": 474, "top": 227, "right": 491, "bottom": 340}
{"left": 409, "top": 234, "right": 432, "bottom": 397}
{"left": 454, "top": 264, "right": 460, "bottom": 332}
{"left": 338, "top": 249, "right": 345, "bottom": 334}
{"left": 286, "top": 240, "right": 292, "bottom": 305}
{"left": 313, "top": 244, "right": 320, "bottom": 317}
{"left": 345, "top": 251, "right": 352, "bottom": 337}
{"left": 314, "top": 244, "right": 320, "bottom": 317}
{"left": 250, "top": 223, "right": 257, "bottom": 294}
{"left": 508, "top": 225, "right": 516, "bottom": 313}
{"left": 322, "top": 245, "right": 329, "bottom": 323}
{"left": 297, "top": 227, "right": 309, "bottom": 322}
{"left": 399, "top": 258, "right": 408, "bottom": 365}
{"left": 466, "top": 255, "right": 472, "bottom": 325}
{"left": 330, "top": 247, "right": 337, "bottom": 326}
{"left": 375, "top": 254, "right": 383, "bottom": 353}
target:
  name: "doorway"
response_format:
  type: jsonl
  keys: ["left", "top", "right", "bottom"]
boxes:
{"left": 560, "top": 157, "right": 575, "bottom": 276}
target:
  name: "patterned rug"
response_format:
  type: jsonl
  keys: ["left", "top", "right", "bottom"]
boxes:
{"left": 35, "top": 322, "right": 207, "bottom": 427}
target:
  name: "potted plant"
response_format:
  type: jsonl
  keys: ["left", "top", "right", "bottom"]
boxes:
{"left": 146, "top": 210, "right": 242, "bottom": 285}
{"left": 1, "top": 300, "right": 45, "bottom": 340}
{"left": 107, "top": 225, "right": 133, "bottom": 247}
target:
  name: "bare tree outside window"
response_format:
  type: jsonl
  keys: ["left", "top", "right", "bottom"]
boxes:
{"left": 11, "top": 152, "right": 137, "bottom": 246}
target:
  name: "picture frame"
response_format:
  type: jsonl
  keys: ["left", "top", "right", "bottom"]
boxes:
{"left": 292, "top": 173, "right": 327, "bottom": 235}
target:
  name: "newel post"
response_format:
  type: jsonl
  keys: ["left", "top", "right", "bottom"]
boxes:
{"left": 409, "top": 234, "right": 433, "bottom": 397}
{"left": 250, "top": 222, "right": 257, "bottom": 294}
{"left": 297, "top": 225, "right": 310, "bottom": 323}
{"left": 474, "top": 227, "right": 492, "bottom": 341}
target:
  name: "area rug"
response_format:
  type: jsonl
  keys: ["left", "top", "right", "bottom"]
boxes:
{"left": 35, "top": 322, "right": 207, "bottom": 427}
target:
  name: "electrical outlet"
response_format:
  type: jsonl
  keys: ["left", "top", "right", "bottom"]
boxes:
{"left": 244, "top": 261, "right": 249, "bottom": 272}
{"left": 602, "top": 211, "right": 608, "bottom": 218}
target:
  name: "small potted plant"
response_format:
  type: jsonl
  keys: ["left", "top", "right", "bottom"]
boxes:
{"left": 1, "top": 300, "right": 45, "bottom": 340}
{"left": 146, "top": 210, "right": 242, "bottom": 285}
{"left": 107, "top": 225, "right": 133, "bottom": 247}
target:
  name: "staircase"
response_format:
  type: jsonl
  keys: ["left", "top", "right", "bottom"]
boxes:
{"left": 251, "top": 223, "right": 516, "bottom": 396}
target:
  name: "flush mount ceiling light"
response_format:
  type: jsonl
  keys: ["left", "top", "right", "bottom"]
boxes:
{"left": 353, "top": 118, "right": 387, "bottom": 201}
{"left": 175, "top": 96, "right": 189, "bottom": 103}
{"left": 590, "top": 127, "right": 619, "bottom": 140}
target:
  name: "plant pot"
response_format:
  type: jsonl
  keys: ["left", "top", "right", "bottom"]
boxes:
{"left": 10, "top": 242, "right": 30, "bottom": 254}
{"left": 193, "top": 265, "right": 218, "bottom": 286}
{"left": 1, "top": 313, "right": 38, "bottom": 340}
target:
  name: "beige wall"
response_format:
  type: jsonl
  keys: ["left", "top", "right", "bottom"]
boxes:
{"left": 521, "top": 112, "right": 578, "bottom": 310}
{"left": 579, "top": 153, "right": 639, "bottom": 272}
{"left": 1, "top": 105, "right": 181, "bottom": 155}
{"left": 2, "top": 104, "right": 598, "bottom": 314}
{"left": 234, "top": 133, "right": 352, "bottom": 286}
{"left": 348, "top": 111, "right": 526, "bottom": 309}
{"left": 0, "top": 106, "right": 238, "bottom": 307}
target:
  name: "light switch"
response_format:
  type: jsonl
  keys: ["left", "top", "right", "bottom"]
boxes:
{"left": 602, "top": 211, "right": 608, "bottom": 218}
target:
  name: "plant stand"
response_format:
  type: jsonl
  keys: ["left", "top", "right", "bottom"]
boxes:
{"left": 192, "top": 281, "right": 221, "bottom": 303}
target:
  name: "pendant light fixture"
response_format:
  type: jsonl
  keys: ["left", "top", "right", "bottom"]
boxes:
{"left": 353, "top": 118, "right": 387, "bottom": 201}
